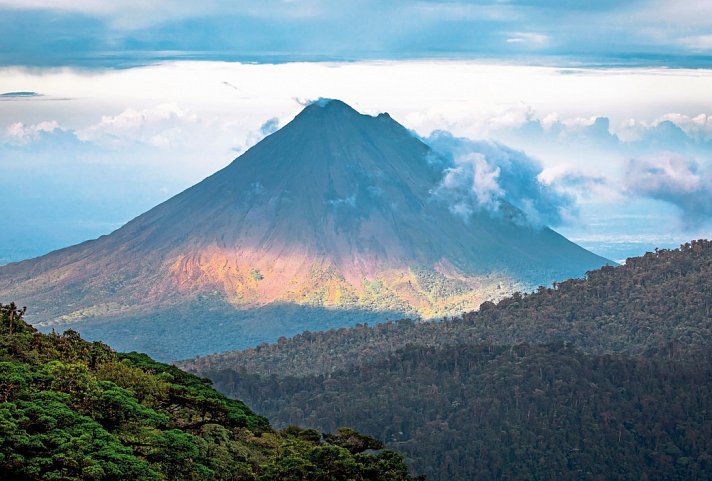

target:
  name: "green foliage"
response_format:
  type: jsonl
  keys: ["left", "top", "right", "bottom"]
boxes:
{"left": 0, "top": 309, "right": 418, "bottom": 480}
{"left": 0, "top": 302, "right": 27, "bottom": 336}
{"left": 260, "top": 453, "right": 318, "bottom": 481}
{"left": 324, "top": 427, "right": 384, "bottom": 454}
{"left": 187, "top": 241, "right": 712, "bottom": 481}
{"left": 0, "top": 391, "right": 155, "bottom": 481}
{"left": 95, "top": 360, "right": 168, "bottom": 406}
{"left": 216, "top": 344, "right": 712, "bottom": 481}
{"left": 250, "top": 269, "right": 264, "bottom": 282}
{"left": 409, "top": 266, "right": 470, "bottom": 301}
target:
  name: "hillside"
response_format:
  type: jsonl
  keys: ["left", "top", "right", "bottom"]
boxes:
{"left": 207, "top": 344, "right": 712, "bottom": 481}
{"left": 183, "top": 240, "right": 712, "bottom": 377}
{"left": 0, "top": 303, "right": 420, "bottom": 481}
{"left": 0, "top": 100, "right": 608, "bottom": 361}
{"left": 183, "top": 241, "right": 712, "bottom": 481}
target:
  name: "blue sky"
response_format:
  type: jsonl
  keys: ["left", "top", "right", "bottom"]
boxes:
{"left": 1, "top": 2, "right": 712, "bottom": 265}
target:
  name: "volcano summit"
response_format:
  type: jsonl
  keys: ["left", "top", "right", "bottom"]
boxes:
{"left": 0, "top": 100, "right": 609, "bottom": 360}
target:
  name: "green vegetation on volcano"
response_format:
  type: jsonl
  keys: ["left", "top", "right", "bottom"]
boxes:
{"left": 0, "top": 302, "right": 420, "bottom": 481}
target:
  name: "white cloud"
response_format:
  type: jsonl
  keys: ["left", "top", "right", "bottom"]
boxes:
{"left": 627, "top": 153, "right": 702, "bottom": 194}
{"left": 505, "top": 32, "right": 550, "bottom": 47}
{"left": 540, "top": 112, "right": 560, "bottom": 132}
{"left": 488, "top": 104, "right": 537, "bottom": 130}
{"left": 639, "top": 1, "right": 712, "bottom": 29}
{"left": 77, "top": 103, "right": 200, "bottom": 148}
{"left": 652, "top": 113, "right": 712, "bottom": 141}
{"left": 439, "top": 153, "right": 504, "bottom": 218}
{"left": 427, "top": 132, "right": 576, "bottom": 227}
{"left": 0, "top": 0, "right": 191, "bottom": 28}
{"left": 413, "top": 2, "right": 520, "bottom": 22}
{"left": 677, "top": 34, "right": 712, "bottom": 53}
{"left": 559, "top": 116, "right": 598, "bottom": 129}
{"left": 4, "top": 120, "right": 60, "bottom": 145}
{"left": 625, "top": 153, "right": 712, "bottom": 228}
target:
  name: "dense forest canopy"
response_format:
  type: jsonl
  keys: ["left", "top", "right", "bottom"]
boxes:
{"left": 210, "top": 343, "right": 712, "bottom": 481}
{"left": 0, "top": 302, "right": 420, "bottom": 481}
{"left": 183, "top": 241, "right": 712, "bottom": 481}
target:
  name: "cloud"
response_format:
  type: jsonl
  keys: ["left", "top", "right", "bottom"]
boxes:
{"left": 636, "top": 120, "right": 692, "bottom": 150}
{"left": 538, "top": 167, "right": 606, "bottom": 189}
{"left": 651, "top": 113, "right": 712, "bottom": 142}
{"left": 4, "top": 120, "right": 61, "bottom": 145}
{"left": 259, "top": 118, "right": 280, "bottom": 136}
{"left": 490, "top": 108, "right": 712, "bottom": 156}
{"left": 426, "top": 130, "right": 575, "bottom": 227}
{"left": 0, "top": 0, "right": 223, "bottom": 29}
{"left": 677, "top": 34, "right": 712, "bottom": 53}
{"left": 505, "top": 32, "right": 550, "bottom": 47}
{"left": 639, "top": 1, "right": 712, "bottom": 29}
{"left": 624, "top": 153, "right": 712, "bottom": 228}
{"left": 2, "top": 0, "right": 712, "bottom": 67}
{"left": 0, "top": 91, "right": 42, "bottom": 99}
{"left": 77, "top": 103, "right": 199, "bottom": 148}
{"left": 436, "top": 152, "right": 503, "bottom": 217}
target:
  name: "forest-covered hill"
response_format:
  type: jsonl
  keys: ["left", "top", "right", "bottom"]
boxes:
{"left": 0, "top": 303, "right": 420, "bottom": 481}
{"left": 184, "top": 240, "right": 712, "bottom": 377}
{"left": 209, "top": 343, "right": 712, "bottom": 481}
{"left": 183, "top": 241, "right": 712, "bottom": 481}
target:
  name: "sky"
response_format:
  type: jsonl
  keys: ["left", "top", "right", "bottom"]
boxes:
{"left": 1, "top": 0, "right": 712, "bottom": 67}
{"left": 1, "top": 1, "right": 712, "bottom": 265}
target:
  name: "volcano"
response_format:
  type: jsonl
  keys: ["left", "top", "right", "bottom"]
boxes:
{"left": 0, "top": 100, "right": 609, "bottom": 360}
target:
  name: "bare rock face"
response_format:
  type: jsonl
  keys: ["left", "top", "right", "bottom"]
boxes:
{"left": 0, "top": 100, "right": 609, "bottom": 360}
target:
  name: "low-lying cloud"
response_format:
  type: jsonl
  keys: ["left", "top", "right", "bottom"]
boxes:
{"left": 426, "top": 131, "right": 575, "bottom": 227}
{"left": 4, "top": 120, "right": 61, "bottom": 145}
{"left": 259, "top": 117, "right": 279, "bottom": 136}
{"left": 77, "top": 103, "right": 199, "bottom": 148}
{"left": 625, "top": 153, "right": 712, "bottom": 228}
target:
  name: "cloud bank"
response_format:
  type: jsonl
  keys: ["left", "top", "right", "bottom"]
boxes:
{"left": 77, "top": 103, "right": 200, "bottom": 148}
{"left": 625, "top": 153, "right": 712, "bottom": 228}
{"left": 2, "top": 0, "right": 712, "bottom": 67}
{"left": 426, "top": 131, "right": 575, "bottom": 227}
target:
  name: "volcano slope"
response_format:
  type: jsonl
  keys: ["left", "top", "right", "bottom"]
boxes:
{"left": 0, "top": 100, "right": 608, "bottom": 360}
